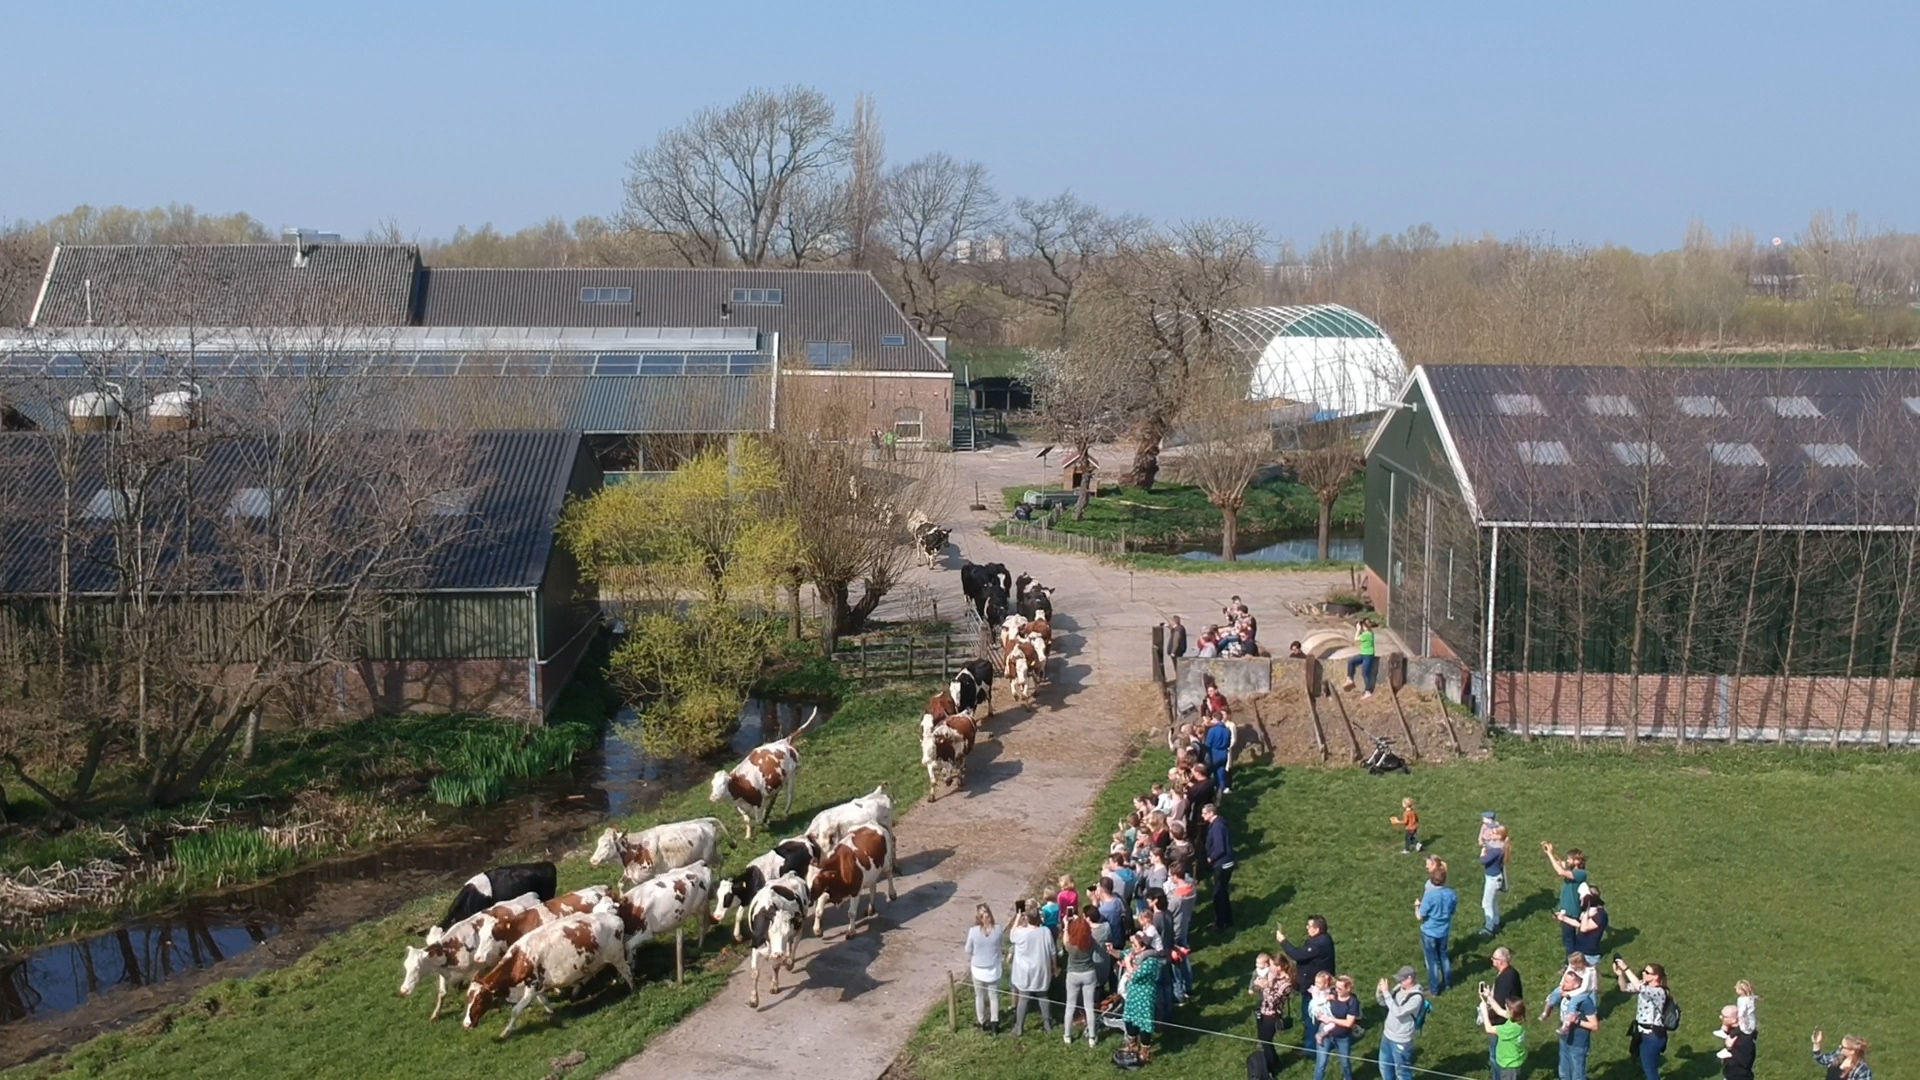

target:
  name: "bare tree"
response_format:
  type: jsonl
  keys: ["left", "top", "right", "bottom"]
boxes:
{"left": 619, "top": 86, "right": 849, "bottom": 267}
{"left": 1001, "top": 192, "right": 1145, "bottom": 345}
{"left": 1172, "top": 375, "right": 1271, "bottom": 558}
{"left": 1287, "top": 420, "right": 1363, "bottom": 561}
{"left": 845, "top": 92, "right": 886, "bottom": 271}
{"left": 1092, "top": 218, "right": 1265, "bottom": 489}
{"left": 1023, "top": 346, "right": 1133, "bottom": 519}
{"left": 880, "top": 152, "right": 1000, "bottom": 335}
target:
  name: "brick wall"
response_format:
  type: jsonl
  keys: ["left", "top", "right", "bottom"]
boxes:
{"left": 781, "top": 372, "right": 953, "bottom": 445}
{"left": 1492, "top": 670, "right": 1920, "bottom": 744}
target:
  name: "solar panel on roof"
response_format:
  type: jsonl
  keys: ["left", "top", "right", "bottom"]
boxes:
{"left": 1494, "top": 394, "right": 1545, "bottom": 416}
{"left": 1766, "top": 395, "right": 1822, "bottom": 418}
{"left": 1610, "top": 441, "right": 1667, "bottom": 466}
{"left": 1675, "top": 395, "right": 1727, "bottom": 417}
{"left": 1709, "top": 442, "right": 1765, "bottom": 466}
{"left": 1517, "top": 440, "right": 1572, "bottom": 465}
{"left": 1803, "top": 443, "right": 1864, "bottom": 467}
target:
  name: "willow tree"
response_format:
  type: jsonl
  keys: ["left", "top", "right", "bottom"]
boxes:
{"left": 1173, "top": 375, "right": 1271, "bottom": 559}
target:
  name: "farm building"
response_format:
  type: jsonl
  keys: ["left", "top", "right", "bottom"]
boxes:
{"left": 0, "top": 428, "right": 601, "bottom": 721}
{"left": 1211, "top": 304, "right": 1405, "bottom": 418}
{"left": 15, "top": 240, "right": 953, "bottom": 453}
{"left": 1363, "top": 363, "right": 1920, "bottom": 744}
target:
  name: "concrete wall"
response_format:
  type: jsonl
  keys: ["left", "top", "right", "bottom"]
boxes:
{"left": 1175, "top": 653, "right": 1470, "bottom": 711}
{"left": 1492, "top": 670, "right": 1920, "bottom": 745}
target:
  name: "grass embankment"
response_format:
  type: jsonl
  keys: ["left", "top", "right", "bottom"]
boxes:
{"left": 999, "top": 476, "right": 1363, "bottom": 549}
{"left": 6, "top": 679, "right": 940, "bottom": 1080}
{"left": 1, "top": 683, "right": 606, "bottom": 949}
{"left": 949, "top": 346, "right": 1031, "bottom": 381}
{"left": 894, "top": 737, "right": 1919, "bottom": 1079}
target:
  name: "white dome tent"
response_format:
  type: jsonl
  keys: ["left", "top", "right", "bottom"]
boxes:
{"left": 1209, "top": 304, "right": 1405, "bottom": 418}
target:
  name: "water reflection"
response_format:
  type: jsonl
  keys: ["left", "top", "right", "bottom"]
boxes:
{"left": 1171, "top": 534, "right": 1363, "bottom": 563}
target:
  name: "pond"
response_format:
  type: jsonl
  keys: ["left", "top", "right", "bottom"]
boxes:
{"left": 0, "top": 696, "right": 819, "bottom": 1064}
{"left": 1143, "top": 529, "right": 1363, "bottom": 564}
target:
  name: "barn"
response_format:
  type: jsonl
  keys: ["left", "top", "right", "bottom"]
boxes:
{"left": 1363, "top": 363, "right": 1920, "bottom": 744}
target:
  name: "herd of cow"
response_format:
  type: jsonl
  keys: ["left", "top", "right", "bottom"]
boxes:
{"left": 398, "top": 547, "right": 1060, "bottom": 1041}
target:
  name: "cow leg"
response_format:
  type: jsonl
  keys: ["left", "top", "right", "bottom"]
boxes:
{"left": 886, "top": 857, "right": 899, "bottom": 901}
{"left": 739, "top": 807, "right": 754, "bottom": 842}
{"left": 500, "top": 992, "right": 535, "bottom": 1040}
{"left": 783, "top": 766, "right": 797, "bottom": 818}
{"left": 844, "top": 895, "right": 861, "bottom": 936}
{"left": 732, "top": 905, "right": 746, "bottom": 943}
{"left": 749, "top": 951, "right": 761, "bottom": 1008}
{"left": 613, "top": 948, "right": 635, "bottom": 992}
{"left": 429, "top": 975, "right": 448, "bottom": 1021}
{"left": 811, "top": 893, "right": 827, "bottom": 937}
{"left": 693, "top": 914, "right": 706, "bottom": 950}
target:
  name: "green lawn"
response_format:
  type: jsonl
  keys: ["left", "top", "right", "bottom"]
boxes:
{"left": 949, "top": 346, "right": 1032, "bottom": 381}
{"left": 894, "top": 737, "right": 1918, "bottom": 1080}
{"left": 1662, "top": 349, "right": 1920, "bottom": 367}
{"left": 1000, "top": 476, "right": 1364, "bottom": 548}
{"left": 6, "top": 680, "right": 940, "bottom": 1080}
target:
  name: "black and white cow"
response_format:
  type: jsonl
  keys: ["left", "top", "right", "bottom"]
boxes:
{"left": 949, "top": 658, "right": 995, "bottom": 718}
{"left": 437, "top": 861, "right": 558, "bottom": 930}
{"left": 746, "top": 873, "right": 811, "bottom": 1009}
{"left": 960, "top": 561, "right": 1011, "bottom": 624}
{"left": 1017, "top": 583, "right": 1054, "bottom": 623}
{"left": 711, "top": 837, "right": 818, "bottom": 942}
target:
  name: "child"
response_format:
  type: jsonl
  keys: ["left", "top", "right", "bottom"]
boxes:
{"left": 1040, "top": 896, "right": 1061, "bottom": 930}
{"left": 1735, "top": 979, "right": 1758, "bottom": 1037}
{"left": 1151, "top": 782, "right": 1172, "bottom": 817}
{"left": 1307, "top": 972, "right": 1338, "bottom": 1045}
{"left": 1248, "top": 953, "right": 1273, "bottom": 995}
{"left": 1056, "top": 875, "right": 1079, "bottom": 916}
{"left": 1392, "top": 798, "right": 1423, "bottom": 853}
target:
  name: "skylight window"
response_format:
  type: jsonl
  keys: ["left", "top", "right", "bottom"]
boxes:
{"left": 881, "top": 334, "right": 907, "bottom": 347}
{"left": 227, "top": 487, "right": 282, "bottom": 518}
{"left": 426, "top": 487, "right": 478, "bottom": 516}
{"left": 1586, "top": 395, "right": 1639, "bottom": 417}
{"left": 1517, "top": 440, "right": 1572, "bottom": 465}
{"left": 1803, "top": 443, "right": 1865, "bottom": 467}
{"left": 1675, "top": 395, "right": 1727, "bottom": 417}
{"left": 805, "top": 341, "right": 853, "bottom": 368}
{"left": 83, "top": 488, "right": 131, "bottom": 520}
{"left": 1766, "top": 395, "right": 1821, "bottom": 418}
{"left": 1709, "top": 442, "right": 1766, "bottom": 466}
{"left": 1493, "top": 394, "right": 1545, "bottom": 416}
{"left": 1610, "top": 441, "right": 1668, "bottom": 466}
{"left": 730, "top": 287, "right": 783, "bottom": 305}
{"left": 578, "top": 287, "right": 633, "bottom": 304}
{"left": 1905, "top": 397, "right": 1920, "bottom": 416}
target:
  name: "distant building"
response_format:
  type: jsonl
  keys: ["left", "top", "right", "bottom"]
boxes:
{"left": 1364, "top": 363, "right": 1920, "bottom": 744}
{"left": 14, "top": 241, "right": 954, "bottom": 459}
{"left": 1210, "top": 304, "right": 1404, "bottom": 418}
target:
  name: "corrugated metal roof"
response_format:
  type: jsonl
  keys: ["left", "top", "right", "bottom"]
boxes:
{"left": 1414, "top": 364, "right": 1920, "bottom": 528}
{"left": 32, "top": 244, "right": 421, "bottom": 328}
{"left": 0, "top": 325, "right": 759, "bottom": 355}
{"left": 0, "top": 430, "right": 586, "bottom": 596}
{"left": 12, "top": 374, "right": 774, "bottom": 435}
{"left": 417, "top": 267, "right": 949, "bottom": 373}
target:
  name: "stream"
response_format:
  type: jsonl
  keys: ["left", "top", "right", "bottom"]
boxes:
{"left": 0, "top": 698, "right": 818, "bottom": 1067}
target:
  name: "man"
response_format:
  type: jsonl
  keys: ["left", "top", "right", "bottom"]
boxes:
{"left": 1277, "top": 916, "right": 1335, "bottom": 1050}
{"left": 1095, "top": 878, "right": 1127, "bottom": 948}
{"left": 1488, "top": 947, "right": 1524, "bottom": 1071}
{"left": 1164, "top": 861, "right": 1196, "bottom": 1002}
{"left": 1201, "top": 803, "right": 1236, "bottom": 932}
{"left": 1184, "top": 764, "right": 1217, "bottom": 872}
{"left": 1416, "top": 865, "right": 1458, "bottom": 994}
{"left": 1375, "top": 966, "right": 1424, "bottom": 1080}
{"left": 1203, "top": 709, "right": 1234, "bottom": 794}
{"left": 1542, "top": 843, "right": 1588, "bottom": 957}
{"left": 1552, "top": 969, "right": 1599, "bottom": 1080}
{"left": 1104, "top": 853, "right": 1137, "bottom": 913}
{"left": 1715, "top": 1004, "right": 1755, "bottom": 1080}
{"left": 1479, "top": 812, "right": 1506, "bottom": 936}
{"left": 1165, "top": 615, "right": 1187, "bottom": 661}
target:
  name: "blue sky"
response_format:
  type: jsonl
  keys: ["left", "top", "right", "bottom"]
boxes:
{"left": 4, "top": 0, "right": 1913, "bottom": 252}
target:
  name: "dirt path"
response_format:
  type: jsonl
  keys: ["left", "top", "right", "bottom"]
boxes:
{"left": 606, "top": 443, "right": 1343, "bottom": 1080}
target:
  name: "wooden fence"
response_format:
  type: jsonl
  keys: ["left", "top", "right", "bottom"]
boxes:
{"left": 1001, "top": 520, "right": 1129, "bottom": 557}
{"left": 833, "top": 627, "right": 979, "bottom": 681}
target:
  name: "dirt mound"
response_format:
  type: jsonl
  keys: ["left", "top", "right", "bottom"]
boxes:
{"left": 1239, "top": 680, "right": 1485, "bottom": 767}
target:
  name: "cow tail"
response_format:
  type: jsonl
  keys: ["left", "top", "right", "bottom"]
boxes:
{"left": 790, "top": 706, "right": 823, "bottom": 740}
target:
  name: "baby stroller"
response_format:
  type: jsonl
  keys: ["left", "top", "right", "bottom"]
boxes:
{"left": 1362, "top": 735, "right": 1410, "bottom": 775}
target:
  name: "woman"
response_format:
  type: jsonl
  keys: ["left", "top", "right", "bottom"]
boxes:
{"left": 1061, "top": 913, "right": 1102, "bottom": 1048}
{"left": 1253, "top": 950, "right": 1297, "bottom": 1076}
{"left": 1615, "top": 958, "right": 1673, "bottom": 1080}
{"left": 1315, "top": 974, "right": 1363, "bottom": 1080}
{"left": 1811, "top": 1031, "right": 1872, "bottom": 1080}
{"left": 1558, "top": 885, "right": 1608, "bottom": 966}
{"left": 1007, "top": 905, "right": 1056, "bottom": 1036}
{"left": 963, "top": 904, "right": 1004, "bottom": 1033}
{"left": 1117, "top": 931, "right": 1165, "bottom": 1064}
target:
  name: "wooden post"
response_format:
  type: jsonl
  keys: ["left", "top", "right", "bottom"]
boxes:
{"left": 861, "top": 638, "right": 869, "bottom": 680}
{"left": 675, "top": 928, "right": 685, "bottom": 985}
{"left": 947, "top": 970, "right": 958, "bottom": 1031}
{"left": 943, "top": 627, "right": 952, "bottom": 678}
{"left": 907, "top": 636, "right": 916, "bottom": 678}
{"left": 1151, "top": 624, "right": 1165, "bottom": 683}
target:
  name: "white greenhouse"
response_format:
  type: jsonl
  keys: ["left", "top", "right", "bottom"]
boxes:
{"left": 1211, "top": 304, "right": 1405, "bottom": 417}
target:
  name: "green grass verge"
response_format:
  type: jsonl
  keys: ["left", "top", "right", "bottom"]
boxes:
{"left": 999, "top": 476, "right": 1363, "bottom": 548}
{"left": 1661, "top": 349, "right": 1920, "bottom": 367}
{"left": 949, "top": 346, "right": 1032, "bottom": 381}
{"left": 5, "top": 680, "right": 939, "bottom": 1080}
{"left": 989, "top": 524, "right": 1358, "bottom": 574}
{"left": 893, "top": 737, "right": 1919, "bottom": 1079}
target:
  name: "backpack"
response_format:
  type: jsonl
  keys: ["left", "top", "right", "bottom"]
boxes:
{"left": 1413, "top": 995, "right": 1435, "bottom": 1031}
{"left": 1659, "top": 991, "right": 1682, "bottom": 1032}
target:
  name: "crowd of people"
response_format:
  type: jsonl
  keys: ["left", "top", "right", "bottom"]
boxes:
{"left": 1166, "top": 596, "right": 1265, "bottom": 660}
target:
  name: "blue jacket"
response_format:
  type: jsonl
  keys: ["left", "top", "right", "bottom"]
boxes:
{"left": 1480, "top": 845, "right": 1506, "bottom": 876}
{"left": 1203, "top": 722, "right": 1233, "bottom": 763}
{"left": 1205, "top": 816, "right": 1236, "bottom": 868}
{"left": 1418, "top": 886, "right": 1458, "bottom": 938}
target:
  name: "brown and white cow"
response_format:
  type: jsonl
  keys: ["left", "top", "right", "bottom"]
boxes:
{"left": 1003, "top": 638, "right": 1040, "bottom": 705}
{"left": 806, "top": 823, "right": 898, "bottom": 937}
{"left": 588, "top": 817, "right": 726, "bottom": 884}
{"left": 610, "top": 861, "right": 713, "bottom": 961}
{"left": 803, "top": 784, "right": 894, "bottom": 852}
{"left": 401, "top": 892, "right": 541, "bottom": 1020}
{"left": 920, "top": 711, "right": 978, "bottom": 798}
{"left": 709, "top": 708, "right": 821, "bottom": 839}
{"left": 468, "top": 885, "right": 617, "bottom": 973}
{"left": 745, "top": 872, "right": 810, "bottom": 1008}
{"left": 463, "top": 910, "right": 633, "bottom": 1039}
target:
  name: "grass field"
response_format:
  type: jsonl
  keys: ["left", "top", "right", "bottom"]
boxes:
{"left": 5, "top": 680, "right": 940, "bottom": 1080}
{"left": 894, "top": 737, "right": 1918, "bottom": 1080}
{"left": 1663, "top": 349, "right": 1920, "bottom": 368}
{"left": 999, "top": 476, "right": 1364, "bottom": 548}
{"left": 948, "top": 346, "right": 1032, "bottom": 381}
{"left": 991, "top": 525, "right": 1358, "bottom": 574}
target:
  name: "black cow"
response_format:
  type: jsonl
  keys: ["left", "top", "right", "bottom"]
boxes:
{"left": 949, "top": 658, "right": 995, "bottom": 716}
{"left": 436, "top": 861, "right": 558, "bottom": 930}
{"left": 714, "top": 838, "right": 818, "bottom": 941}
{"left": 960, "top": 561, "right": 1011, "bottom": 623}
{"left": 912, "top": 523, "right": 951, "bottom": 569}
{"left": 1018, "top": 584, "right": 1054, "bottom": 622}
